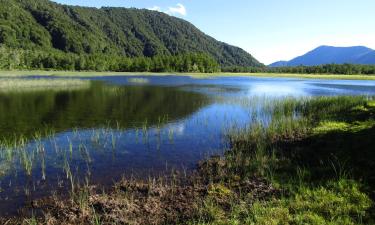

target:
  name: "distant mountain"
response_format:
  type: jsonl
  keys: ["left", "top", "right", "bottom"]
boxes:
{"left": 0, "top": 0, "right": 262, "bottom": 68}
{"left": 358, "top": 51, "right": 375, "bottom": 64}
{"left": 268, "top": 61, "right": 288, "bottom": 67}
{"left": 269, "top": 46, "right": 375, "bottom": 67}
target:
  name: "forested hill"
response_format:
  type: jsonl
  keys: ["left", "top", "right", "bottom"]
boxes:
{"left": 0, "top": 0, "right": 262, "bottom": 68}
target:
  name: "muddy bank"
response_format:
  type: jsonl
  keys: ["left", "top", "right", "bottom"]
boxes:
{"left": 1, "top": 156, "right": 278, "bottom": 225}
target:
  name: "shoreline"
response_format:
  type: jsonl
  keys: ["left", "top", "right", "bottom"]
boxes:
{"left": 0, "top": 70, "right": 375, "bottom": 80}
{"left": 2, "top": 96, "right": 374, "bottom": 224}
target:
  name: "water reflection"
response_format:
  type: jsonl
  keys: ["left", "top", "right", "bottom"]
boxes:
{"left": 248, "top": 83, "right": 307, "bottom": 97}
{"left": 0, "top": 81, "right": 208, "bottom": 141}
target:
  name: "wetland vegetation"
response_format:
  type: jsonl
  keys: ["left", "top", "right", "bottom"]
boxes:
{"left": 0, "top": 75, "right": 374, "bottom": 224}
{"left": 1, "top": 70, "right": 375, "bottom": 82}
{"left": 0, "top": 78, "right": 90, "bottom": 92}
{"left": 3, "top": 94, "right": 375, "bottom": 224}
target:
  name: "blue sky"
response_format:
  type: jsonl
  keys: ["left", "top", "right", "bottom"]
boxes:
{"left": 54, "top": 0, "right": 375, "bottom": 64}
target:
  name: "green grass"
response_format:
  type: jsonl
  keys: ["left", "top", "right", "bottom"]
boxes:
{"left": 248, "top": 180, "right": 371, "bottom": 225}
{"left": 313, "top": 120, "right": 375, "bottom": 133}
{"left": 313, "top": 121, "right": 351, "bottom": 133}
{"left": 192, "top": 95, "right": 375, "bottom": 224}
{"left": 0, "top": 78, "right": 90, "bottom": 92}
{"left": 197, "top": 179, "right": 371, "bottom": 225}
{"left": 0, "top": 70, "right": 375, "bottom": 80}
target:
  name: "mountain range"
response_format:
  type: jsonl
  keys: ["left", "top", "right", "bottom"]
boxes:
{"left": 269, "top": 46, "right": 375, "bottom": 67}
{"left": 0, "top": 0, "right": 262, "bottom": 67}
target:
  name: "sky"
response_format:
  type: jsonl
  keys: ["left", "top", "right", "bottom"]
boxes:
{"left": 54, "top": 0, "right": 375, "bottom": 64}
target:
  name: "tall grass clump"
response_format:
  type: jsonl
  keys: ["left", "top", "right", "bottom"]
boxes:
{"left": 192, "top": 95, "right": 374, "bottom": 224}
{"left": 229, "top": 95, "right": 373, "bottom": 180}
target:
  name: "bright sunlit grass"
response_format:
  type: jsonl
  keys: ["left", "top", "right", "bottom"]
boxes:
{"left": 313, "top": 121, "right": 350, "bottom": 133}
{"left": 0, "top": 70, "right": 375, "bottom": 80}
{"left": 247, "top": 179, "right": 371, "bottom": 225}
{"left": 0, "top": 78, "right": 90, "bottom": 92}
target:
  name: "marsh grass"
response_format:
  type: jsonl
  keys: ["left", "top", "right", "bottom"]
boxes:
{"left": 3, "top": 95, "right": 374, "bottom": 224}
{"left": 0, "top": 118, "right": 176, "bottom": 201}
{"left": 244, "top": 179, "right": 371, "bottom": 225}
{"left": 0, "top": 78, "right": 90, "bottom": 92}
{"left": 127, "top": 77, "right": 150, "bottom": 84}
{"left": 194, "top": 95, "right": 375, "bottom": 224}
{"left": 1, "top": 70, "right": 375, "bottom": 80}
{"left": 229, "top": 95, "right": 374, "bottom": 179}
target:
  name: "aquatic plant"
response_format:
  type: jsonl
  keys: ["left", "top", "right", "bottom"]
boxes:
{"left": 0, "top": 78, "right": 90, "bottom": 93}
{"left": 111, "top": 131, "right": 116, "bottom": 149}
{"left": 20, "top": 147, "right": 33, "bottom": 176}
{"left": 127, "top": 77, "right": 150, "bottom": 84}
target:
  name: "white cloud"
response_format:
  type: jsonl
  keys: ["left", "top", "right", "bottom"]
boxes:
{"left": 148, "top": 6, "right": 161, "bottom": 12}
{"left": 167, "top": 3, "right": 187, "bottom": 16}
{"left": 148, "top": 3, "right": 187, "bottom": 17}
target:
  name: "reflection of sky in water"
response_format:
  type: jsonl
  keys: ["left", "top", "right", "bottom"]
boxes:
{"left": 247, "top": 82, "right": 307, "bottom": 97}
{"left": 1, "top": 75, "right": 375, "bottom": 216}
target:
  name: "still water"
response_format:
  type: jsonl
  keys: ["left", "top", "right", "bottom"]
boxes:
{"left": 0, "top": 75, "right": 374, "bottom": 216}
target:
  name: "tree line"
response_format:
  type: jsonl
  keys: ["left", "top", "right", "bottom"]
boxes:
{"left": 223, "top": 64, "right": 375, "bottom": 75}
{"left": 1, "top": 45, "right": 375, "bottom": 75}
{"left": 0, "top": 46, "right": 220, "bottom": 73}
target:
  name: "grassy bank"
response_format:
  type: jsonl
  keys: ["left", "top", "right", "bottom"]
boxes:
{"left": 1, "top": 70, "right": 375, "bottom": 80}
{"left": 2, "top": 96, "right": 375, "bottom": 224}
{"left": 205, "top": 96, "right": 375, "bottom": 224}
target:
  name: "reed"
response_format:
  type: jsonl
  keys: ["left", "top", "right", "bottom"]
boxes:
{"left": 2, "top": 95, "right": 374, "bottom": 224}
{"left": 0, "top": 78, "right": 90, "bottom": 92}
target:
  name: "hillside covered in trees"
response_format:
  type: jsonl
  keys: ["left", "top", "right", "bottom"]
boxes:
{"left": 0, "top": 0, "right": 262, "bottom": 72}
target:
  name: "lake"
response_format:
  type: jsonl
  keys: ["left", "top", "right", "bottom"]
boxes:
{"left": 0, "top": 75, "right": 375, "bottom": 216}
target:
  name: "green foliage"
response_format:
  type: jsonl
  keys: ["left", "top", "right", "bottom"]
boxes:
{"left": 249, "top": 180, "right": 371, "bottom": 225}
{"left": 313, "top": 121, "right": 350, "bottom": 133}
{"left": 196, "top": 96, "right": 375, "bottom": 224}
{"left": 223, "top": 64, "right": 375, "bottom": 75}
{"left": 0, "top": 0, "right": 262, "bottom": 69}
{"left": 0, "top": 45, "right": 220, "bottom": 72}
{"left": 229, "top": 96, "right": 375, "bottom": 181}
{"left": 194, "top": 180, "right": 371, "bottom": 225}
{"left": 268, "top": 63, "right": 375, "bottom": 75}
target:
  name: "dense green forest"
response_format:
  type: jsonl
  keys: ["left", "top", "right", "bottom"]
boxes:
{"left": 223, "top": 64, "right": 375, "bottom": 75}
{"left": 2, "top": 39, "right": 375, "bottom": 74}
{"left": 0, "top": 0, "right": 261, "bottom": 69}
{"left": 0, "top": 46, "right": 220, "bottom": 72}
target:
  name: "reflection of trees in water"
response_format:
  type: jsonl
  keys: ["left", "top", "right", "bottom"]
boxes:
{"left": 0, "top": 81, "right": 210, "bottom": 215}
{"left": 0, "top": 81, "right": 209, "bottom": 141}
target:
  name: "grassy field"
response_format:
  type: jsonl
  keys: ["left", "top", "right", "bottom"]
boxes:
{"left": 3, "top": 96, "right": 374, "bottom": 224}
{"left": 0, "top": 70, "right": 375, "bottom": 80}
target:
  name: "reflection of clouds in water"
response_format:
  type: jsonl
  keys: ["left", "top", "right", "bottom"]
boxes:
{"left": 248, "top": 83, "right": 307, "bottom": 97}
{"left": 167, "top": 123, "right": 185, "bottom": 135}
{"left": 127, "top": 78, "right": 150, "bottom": 84}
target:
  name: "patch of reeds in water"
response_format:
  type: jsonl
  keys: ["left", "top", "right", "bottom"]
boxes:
{"left": 0, "top": 78, "right": 91, "bottom": 93}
